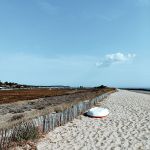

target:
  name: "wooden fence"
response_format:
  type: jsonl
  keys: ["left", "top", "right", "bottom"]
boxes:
{"left": 0, "top": 92, "right": 112, "bottom": 149}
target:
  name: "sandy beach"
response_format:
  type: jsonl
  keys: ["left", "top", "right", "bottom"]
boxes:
{"left": 36, "top": 90, "right": 150, "bottom": 150}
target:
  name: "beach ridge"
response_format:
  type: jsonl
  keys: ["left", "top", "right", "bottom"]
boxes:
{"left": 36, "top": 90, "right": 150, "bottom": 150}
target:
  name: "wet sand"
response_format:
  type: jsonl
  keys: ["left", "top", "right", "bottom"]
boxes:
{"left": 36, "top": 90, "right": 150, "bottom": 150}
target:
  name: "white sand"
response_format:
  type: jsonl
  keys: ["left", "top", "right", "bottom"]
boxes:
{"left": 36, "top": 90, "right": 150, "bottom": 150}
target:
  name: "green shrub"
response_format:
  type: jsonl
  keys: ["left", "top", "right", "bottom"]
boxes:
{"left": 12, "top": 124, "right": 39, "bottom": 142}
{"left": 10, "top": 114, "right": 24, "bottom": 121}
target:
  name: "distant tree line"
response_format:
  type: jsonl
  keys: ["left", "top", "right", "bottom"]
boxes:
{"left": 0, "top": 80, "right": 108, "bottom": 90}
{"left": 0, "top": 80, "right": 29, "bottom": 89}
{"left": 94, "top": 85, "right": 107, "bottom": 89}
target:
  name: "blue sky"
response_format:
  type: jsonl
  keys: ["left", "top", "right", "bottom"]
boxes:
{"left": 0, "top": 0, "right": 150, "bottom": 87}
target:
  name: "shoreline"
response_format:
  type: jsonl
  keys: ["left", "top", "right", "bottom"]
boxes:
{"left": 128, "top": 90, "right": 150, "bottom": 95}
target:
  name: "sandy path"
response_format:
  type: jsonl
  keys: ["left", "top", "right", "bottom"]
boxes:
{"left": 36, "top": 90, "right": 150, "bottom": 150}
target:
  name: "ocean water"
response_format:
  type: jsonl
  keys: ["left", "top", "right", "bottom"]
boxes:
{"left": 130, "top": 90, "right": 150, "bottom": 95}
{"left": 119, "top": 88, "right": 150, "bottom": 95}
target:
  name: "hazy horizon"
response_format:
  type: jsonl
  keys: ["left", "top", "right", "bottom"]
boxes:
{"left": 0, "top": 0, "right": 150, "bottom": 87}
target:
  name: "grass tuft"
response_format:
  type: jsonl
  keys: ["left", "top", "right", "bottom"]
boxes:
{"left": 12, "top": 125, "right": 39, "bottom": 142}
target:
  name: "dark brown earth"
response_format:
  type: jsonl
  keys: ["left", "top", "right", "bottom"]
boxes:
{"left": 0, "top": 88, "right": 114, "bottom": 105}
{"left": 0, "top": 88, "right": 85, "bottom": 104}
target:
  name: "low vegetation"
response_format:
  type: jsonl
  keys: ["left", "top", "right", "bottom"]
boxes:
{"left": 0, "top": 88, "right": 82, "bottom": 104}
{"left": 0, "top": 86, "right": 115, "bottom": 105}
{"left": 11, "top": 124, "right": 39, "bottom": 142}
{"left": 10, "top": 114, "right": 24, "bottom": 121}
{"left": 0, "top": 86, "right": 116, "bottom": 149}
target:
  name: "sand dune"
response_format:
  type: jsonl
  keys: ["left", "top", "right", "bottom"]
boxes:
{"left": 36, "top": 90, "right": 150, "bottom": 150}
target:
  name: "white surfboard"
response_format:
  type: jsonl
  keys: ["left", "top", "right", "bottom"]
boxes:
{"left": 86, "top": 107, "right": 109, "bottom": 118}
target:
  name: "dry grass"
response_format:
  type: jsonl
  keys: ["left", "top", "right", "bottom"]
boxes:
{"left": 0, "top": 88, "right": 86, "bottom": 104}
{"left": 10, "top": 114, "right": 24, "bottom": 121}
{"left": 0, "top": 88, "right": 115, "bottom": 105}
{"left": 0, "top": 87, "right": 116, "bottom": 129}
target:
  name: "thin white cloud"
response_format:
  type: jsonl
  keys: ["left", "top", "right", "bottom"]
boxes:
{"left": 37, "top": 0, "right": 59, "bottom": 15}
{"left": 96, "top": 52, "right": 136, "bottom": 68}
